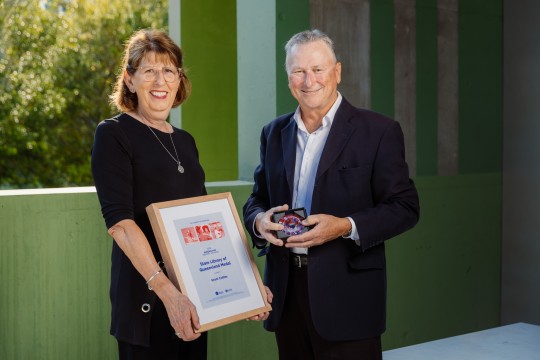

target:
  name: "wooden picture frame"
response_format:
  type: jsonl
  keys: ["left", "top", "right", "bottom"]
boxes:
{"left": 146, "top": 192, "right": 271, "bottom": 332}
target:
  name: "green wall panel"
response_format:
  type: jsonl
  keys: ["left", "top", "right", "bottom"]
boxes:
{"left": 0, "top": 185, "right": 271, "bottom": 360}
{"left": 275, "top": 0, "right": 310, "bottom": 115}
{"left": 181, "top": 0, "right": 238, "bottom": 181}
{"left": 458, "top": 0, "right": 503, "bottom": 173}
{"left": 0, "top": 173, "right": 501, "bottom": 358}
{"left": 416, "top": 0, "right": 438, "bottom": 176}
{"left": 370, "top": 0, "right": 395, "bottom": 118}
{"left": 0, "top": 192, "right": 116, "bottom": 360}
{"left": 384, "top": 173, "right": 501, "bottom": 349}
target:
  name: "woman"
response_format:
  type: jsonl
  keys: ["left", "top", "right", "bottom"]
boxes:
{"left": 91, "top": 29, "right": 269, "bottom": 359}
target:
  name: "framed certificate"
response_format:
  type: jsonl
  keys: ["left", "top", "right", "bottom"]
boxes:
{"left": 145, "top": 192, "right": 271, "bottom": 332}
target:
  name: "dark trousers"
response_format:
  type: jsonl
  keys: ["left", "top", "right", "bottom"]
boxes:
{"left": 117, "top": 299, "right": 207, "bottom": 360}
{"left": 275, "top": 259, "right": 382, "bottom": 360}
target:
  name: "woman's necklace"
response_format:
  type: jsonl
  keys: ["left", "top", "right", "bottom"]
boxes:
{"left": 138, "top": 113, "right": 184, "bottom": 174}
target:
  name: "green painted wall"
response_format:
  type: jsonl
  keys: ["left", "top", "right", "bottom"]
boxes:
{"left": 370, "top": 0, "right": 502, "bottom": 175}
{"left": 0, "top": 191, "right": 116, "bottom": 359}
{"left": 370, "top": 0, "right": 395, "bottom": 118}
{"left": 275, "top": 0, "right": 310, "bottom": 115}
{"left": 0, "top": 174, "right": 501, "bottom": 358}
{"left": 384, "top": 174, "right": 501, "bottom": 348}
{"left": 458, "top": 0, "right": 502, "bottom": 173}
{"left": 181, "top": 0, "right": 238, "bottom": 181}
{"left": 182, "top": 0, "right": 502, "bottom": 180}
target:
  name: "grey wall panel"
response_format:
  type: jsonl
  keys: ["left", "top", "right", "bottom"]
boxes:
{"left": 310, "top": 0, "right": 371, "bottom": 109}
{"left": 437, "top": 0, "right": 459, "bottom": 176}
{"left": 395, "top": 0, "right": 417, "bottom": 176}
{"left": 502, "top": 0, "right": 540, "bottom": 326}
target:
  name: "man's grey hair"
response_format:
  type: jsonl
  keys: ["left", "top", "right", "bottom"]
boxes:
{"left": 284, "top": 29, "right": 337, "bottom": 71}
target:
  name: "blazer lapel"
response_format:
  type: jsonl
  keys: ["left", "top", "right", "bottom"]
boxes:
{"left": 281, "top": 117, "right": 297, "bottom": 197}
{"left": 316, "top": 100, "right": 355, "bottom": 179}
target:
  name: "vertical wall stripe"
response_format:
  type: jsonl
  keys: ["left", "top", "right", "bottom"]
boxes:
{"left": 370, "top": 0, "right": 395, "bottom": 118}
{"left": 458, "top": 0, "right": 502, "bottom": 173}
{"left": 169, "top": 0, "right": 182, "bottom": 128}
{"left": 310, "top": 0, "right": 371, "bottom": 109}
{"left": 416, "top": 0, "right": 438, "bottom": 176}
{"left": 237, "top": 0, "right": 276, "bottom": 181}
{"left": 275, "top": 0, "right": 310, "bottom": 115}
{"left": 181, "top": 0, "right": 238, "bottom": 181}
{"left": 437, "top": 0, "right": 459, "bottom": 176}
{"left": 394, "top": 0, "right": 417, "bottom": 176}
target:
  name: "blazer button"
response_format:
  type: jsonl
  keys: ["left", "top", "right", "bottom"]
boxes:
{"left": 141, "top": 303, "right": 151, "bottom": 313}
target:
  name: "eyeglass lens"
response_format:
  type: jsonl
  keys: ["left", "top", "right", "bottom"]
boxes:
{"left": 139, "top": 66, "right": 180, "bottom": 82}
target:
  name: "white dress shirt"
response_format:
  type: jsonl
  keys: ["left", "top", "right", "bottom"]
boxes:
{"left": 290, "top": 93, "right": 359, "bottom": 254}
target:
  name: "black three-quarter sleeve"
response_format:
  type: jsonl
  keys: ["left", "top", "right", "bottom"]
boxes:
{"left": 91, "top": 119, "right": 135, "bottom": 229}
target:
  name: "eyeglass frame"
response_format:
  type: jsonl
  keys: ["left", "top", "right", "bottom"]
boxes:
{"left": 128, "top": 65, "right": 183, "bottom": 83}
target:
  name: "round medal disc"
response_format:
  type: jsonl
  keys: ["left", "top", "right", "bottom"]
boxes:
{"left": 278, "top": 213, "right": 305, "bottom": 236}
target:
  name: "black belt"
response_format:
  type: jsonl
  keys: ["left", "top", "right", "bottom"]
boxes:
{"left": 290, "top": 254, "right": 308, "bottom": 268}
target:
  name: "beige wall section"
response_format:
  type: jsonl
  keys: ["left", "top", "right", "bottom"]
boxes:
{"left": 394, "top": 0, "right": 417, "bottom": 176}
{"left": 310, "top": 0, "right": 371, "bottom": 109}
{"left": 237, "top": 0, "right": 276, "bottom": 181}
{"left": 437, "top": 0, "right": 459, "bottom": 175}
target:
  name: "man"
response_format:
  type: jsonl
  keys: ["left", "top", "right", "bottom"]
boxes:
{"left": 243, "top": 29, "right": 420, "bottom": 360}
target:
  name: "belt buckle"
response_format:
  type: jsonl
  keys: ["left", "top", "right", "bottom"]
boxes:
{"left": 293, "top": 255, "right": 303, "bottom": 268}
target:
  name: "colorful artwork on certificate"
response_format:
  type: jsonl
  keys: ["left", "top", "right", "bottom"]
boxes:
{"left": 180, "top": 222, "right": 226, "bottom": 244}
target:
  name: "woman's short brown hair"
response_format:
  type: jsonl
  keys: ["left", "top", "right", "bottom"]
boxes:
{"left": 110, "top": 29, "right": 191, "bottom": 112}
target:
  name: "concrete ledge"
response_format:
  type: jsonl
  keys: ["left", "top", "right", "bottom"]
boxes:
{"left": 0, "top": 186, "right": 97, "bottom": 196}
{"left": 0, "top": 181, "right": 254, "bottom": 197}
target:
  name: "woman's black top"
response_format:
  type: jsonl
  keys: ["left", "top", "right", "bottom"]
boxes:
{"left": 91, "top": 113, "right": 206, "bottom": 346}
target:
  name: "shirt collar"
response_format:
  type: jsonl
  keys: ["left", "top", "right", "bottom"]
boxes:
{"left": 293, "top": 92, "right": 343, "bottom": 134}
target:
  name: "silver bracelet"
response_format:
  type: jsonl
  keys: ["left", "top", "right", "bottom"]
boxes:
{"left": 146, "top": 269, "right": 162, "bottom": 291}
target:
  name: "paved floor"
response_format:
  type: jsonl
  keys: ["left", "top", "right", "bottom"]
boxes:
{"left": 383, "top": 322, "right": 540, "bottom": 360}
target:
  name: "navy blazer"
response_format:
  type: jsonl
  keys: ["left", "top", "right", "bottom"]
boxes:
{"left": 243, "top": 97, "right": 419, "bottom": 341}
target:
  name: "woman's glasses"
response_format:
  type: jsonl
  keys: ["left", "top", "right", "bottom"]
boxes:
{"left": 135, "top": 66, "right": 182, "bottom": 83}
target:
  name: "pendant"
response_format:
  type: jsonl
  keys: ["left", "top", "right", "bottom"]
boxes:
{"left": 178, "top": 163, "right": 185, "bottom": 173}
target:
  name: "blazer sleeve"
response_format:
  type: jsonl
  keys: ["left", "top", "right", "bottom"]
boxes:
{"left": 351, "top": 121, "right": 419, "bottom": 251}
{"left": 243, "top": 126, "right": 271, "bottom": 248}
